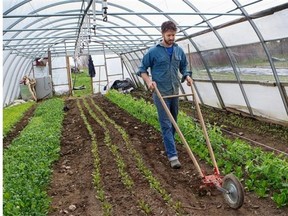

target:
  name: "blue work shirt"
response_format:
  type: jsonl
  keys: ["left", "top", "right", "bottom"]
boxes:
{"left": 137, "top": 41, "right": 192, "bottom": 96}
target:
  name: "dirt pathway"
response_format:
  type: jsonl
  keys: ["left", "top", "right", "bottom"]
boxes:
{"left": 47, "top": 98, "right": 100, "bottom": 215}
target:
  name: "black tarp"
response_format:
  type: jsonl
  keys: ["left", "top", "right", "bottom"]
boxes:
{"left": 88, "top": 55, "right": 96, "bottom": 77}
{"left": 104, "top": 78, "right": 135, "bottom": 92}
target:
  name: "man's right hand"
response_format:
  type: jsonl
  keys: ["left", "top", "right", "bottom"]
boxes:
{"left": 140, "top": 72, "right": 156, "bottom": 91}
{"left": 147, "top": 81, "right": 156, "bottom": 91}
{"left": 186, "top": 76, "right": 193, "bottom": 86}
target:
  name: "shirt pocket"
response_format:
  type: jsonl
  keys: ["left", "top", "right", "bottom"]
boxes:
{"left": 154, "top": 56, "right": 167, "bottom": 65}
{"left": 173, "top": 54, "right": 182, "bottom": 68}
{"left": 174, "top": 54, "right": 182, "bottom": 62}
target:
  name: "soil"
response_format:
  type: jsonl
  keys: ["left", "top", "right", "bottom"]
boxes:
{"left": 4, "top": 93, "right": 288, "bottom": 216}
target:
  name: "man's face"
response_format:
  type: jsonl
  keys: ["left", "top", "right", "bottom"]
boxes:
{"left": 162, "top": 30, "right": 176, "bottom": 46}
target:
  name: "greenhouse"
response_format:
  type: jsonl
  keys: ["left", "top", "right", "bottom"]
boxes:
{"left": 2, "top": 0, "right": 288, "bottom": 215}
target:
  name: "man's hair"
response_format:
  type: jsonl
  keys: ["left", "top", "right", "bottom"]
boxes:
{"left": 161, "top": 21, "right": 177, "bottom": 33}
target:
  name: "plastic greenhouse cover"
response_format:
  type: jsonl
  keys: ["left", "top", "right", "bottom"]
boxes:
{"left": 4, "top": 1, "right": 287, "bottom": 39}
{"left": 3, "top": 0, "right": 288, "bottom": 59}
{"left": 3, "top": 0, "right": 288, "bottom": 124}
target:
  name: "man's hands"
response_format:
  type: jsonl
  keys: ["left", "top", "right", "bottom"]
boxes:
{"left": 141, "top": 72, "right": 193, "bottom": 90}
{"left": 140, "top": 72, "right": 156, "bottom": 91}
{"left": 147, "top": 80, "right": 156, "bottom": 91}
{"left": 186, "top": 76, "right": 193, "bottom": 86}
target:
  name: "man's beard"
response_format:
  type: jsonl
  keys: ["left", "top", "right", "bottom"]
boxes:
{"left": 164, "top": 38, "right": 174, "bottom": 46}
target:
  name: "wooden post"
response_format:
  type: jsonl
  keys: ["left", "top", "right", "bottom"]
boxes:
{"left": 66, "top": 56, "right": 73, "bottom": 96}
{"left": 47, "top": 49, "right": 54, "bottom": 93}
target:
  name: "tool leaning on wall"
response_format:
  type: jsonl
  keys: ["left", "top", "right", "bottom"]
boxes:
{"left": 20, "top": 75, "right": 37, "bottom": 102}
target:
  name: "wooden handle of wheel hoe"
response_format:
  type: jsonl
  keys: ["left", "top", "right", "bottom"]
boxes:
{"left": 154, "top": 85, "right": 204, "bottom": 178}
{"left": 190, "top": 84, "right": 220, "bottom": 175}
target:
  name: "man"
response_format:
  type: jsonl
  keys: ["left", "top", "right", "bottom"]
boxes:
{"left": 137, "top": 21, "right": 193, "bottom": 169}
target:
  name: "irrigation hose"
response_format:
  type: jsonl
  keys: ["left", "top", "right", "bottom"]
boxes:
{"left": 190, "top": 116, "right": 288, "bottom": 157}
{"left": 220, "top": 128, "right": 288, "bottom": 157}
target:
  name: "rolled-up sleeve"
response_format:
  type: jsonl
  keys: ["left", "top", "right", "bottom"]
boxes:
{"left": 179, "top": 51, "right": 192, "bottom": 82}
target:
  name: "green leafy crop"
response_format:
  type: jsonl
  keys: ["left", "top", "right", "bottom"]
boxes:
{"left": 3, "top": 98, "right": 64, "bottom": 215}
{"left": 3, "top": 101, "right": 35, "bottom": 137}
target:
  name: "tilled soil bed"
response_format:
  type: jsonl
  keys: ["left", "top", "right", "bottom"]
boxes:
{"left": 46, "top": 95, "right": 287, "bottom": 216}
{"left": 4, "top": 94, "right": 287, "bottom": 215}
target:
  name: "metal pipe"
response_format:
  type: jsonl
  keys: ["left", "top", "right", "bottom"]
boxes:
{"left": 4, "top": 12, "right": 244, "bottom": 18}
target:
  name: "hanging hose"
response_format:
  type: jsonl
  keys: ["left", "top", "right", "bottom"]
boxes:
{"left": 102, "top": 0, "right": 108, "bottom": 22}
{"left": 92, "top": 0, "right": 96, "bottom": 33}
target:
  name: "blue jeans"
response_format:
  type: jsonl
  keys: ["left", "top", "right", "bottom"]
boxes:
{"left": 153, "top": 93, "right": 179, "bottom": 161}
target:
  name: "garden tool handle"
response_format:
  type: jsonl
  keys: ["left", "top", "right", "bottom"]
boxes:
{"left": 190, "top": 84, "right": 220, "bottom": 175}
{"left": 154, "top": 86, "right": 204, "bottom": 177}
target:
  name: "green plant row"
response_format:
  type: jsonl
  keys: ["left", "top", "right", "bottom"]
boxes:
{"left": 89, "top": 97, "right": 184, "bottom": 214}
{"left": 3, "top": 101, "right": 35, "bottom": 137}
{"left": 83, "top": 98, "right": 153, "bottom": 214}
{"left": 105, "top": 90, "right": 288, "bottom": 208}
{"left": 83, "top": 99, "right": 134, "bottom": 189}
{"left": 77, "top": 100, "right": 112, "bottom": 215}
{"left": 3, "top": 98, "right": 64, "bottom": 216}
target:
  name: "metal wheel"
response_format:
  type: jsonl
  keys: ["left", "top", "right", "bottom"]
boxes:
{"left": 222, "top": 174, "right": 244, "bottom": 209}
